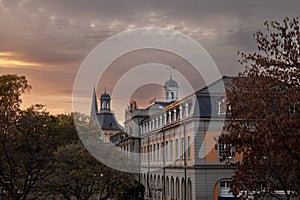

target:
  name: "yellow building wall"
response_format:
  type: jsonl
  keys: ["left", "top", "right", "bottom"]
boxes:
{"left": 204, "top": 131, "right": 243, "bottom": 162}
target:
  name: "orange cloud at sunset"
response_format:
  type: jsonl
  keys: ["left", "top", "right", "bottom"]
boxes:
{"left": 0, "top": 52, "right": 16, "bottom": 56}
{"left": 0, "top": 51, "right": 42, "bottom": 67}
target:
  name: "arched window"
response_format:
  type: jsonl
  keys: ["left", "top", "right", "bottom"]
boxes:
{"left": 156, "top": 176, "right": 161, "bottom": 200}
{"left": 176, "top": 178, "right": 180, "bottom": 199}
{"left": 188, "top": 179, "right": 192, "bottom": 200}
{"left": 166, "top": 177, "right": 170, "bottom": 198}
{"left": 171, "top": 177, "right": 175, "bottom": 199}
{"left": 219, "top": 180, "right": 234, "bottom": 198}
{"left": 181, "top": 179, "right": 185, "bottom": 200}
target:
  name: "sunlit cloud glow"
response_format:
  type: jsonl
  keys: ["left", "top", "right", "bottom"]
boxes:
{"left": 0, "top": 52, "right": 42, "bottom": 67}
{"left": 0, "top": 0, "right": 299, "bottom": 116}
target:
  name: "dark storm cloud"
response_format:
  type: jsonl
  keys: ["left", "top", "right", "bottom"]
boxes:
{"left": 1, "top": 0, "right": 299, "bottom": 56}
{"left": 0, "top": 0, "right": 299, "bottom": 117}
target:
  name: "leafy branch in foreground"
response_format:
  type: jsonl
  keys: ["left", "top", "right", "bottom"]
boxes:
{"left": 220, "top": 17, "right": 300, "bottom": 200}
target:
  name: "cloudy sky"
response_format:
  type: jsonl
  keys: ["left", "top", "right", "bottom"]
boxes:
{"left": 0, "top": 0, "right": 299, "bottom": 122}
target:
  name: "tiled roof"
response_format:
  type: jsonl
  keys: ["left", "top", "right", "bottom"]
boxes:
{"left": 96, "top": 112, "right": 124, "bottom": 131}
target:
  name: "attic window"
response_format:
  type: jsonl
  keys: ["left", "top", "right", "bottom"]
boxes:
{"left": 218, "top": 97, "right": 226, "bottom": 115}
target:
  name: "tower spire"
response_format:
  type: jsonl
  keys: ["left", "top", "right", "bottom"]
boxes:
{"left": 90, "top": 86, "right": 98, "bottom": 121}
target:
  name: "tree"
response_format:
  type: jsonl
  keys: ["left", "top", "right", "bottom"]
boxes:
{"left": 46, "top": 141, "right": 138, "bottom": 200}
{"left": 219, "top": 17, "right": 300, "bottom": 199}
{"left": 0, "top": 74, "right": 141, "bottom": 199}
{"left": 0, "top": 74, "right": 69, "bottom": 199}
{"left": 0, "top": 74, "right": 35, "bottom": 199}
{"left": 46, "top": 142, "right": 103, "bottom": 200}
{"left": 10, "top": 105, "right": 62, "bottom": 199}
{"left": 0, "top": 74, "right": 31, "bottom": 120}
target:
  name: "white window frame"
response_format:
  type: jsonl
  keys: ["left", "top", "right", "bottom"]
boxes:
{"left": 175, "top": 139, "right": 179, "bottom": 159}
{"left": 187, "top": 136, "right": 191, "bottom": 159}
{"left": 218, "top": 143, "right": 234, "bottom": 160}
{"left": 218, "top": 97, "right": 226, "bottom": 116}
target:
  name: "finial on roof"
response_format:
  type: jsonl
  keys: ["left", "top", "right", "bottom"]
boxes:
{"left": 169, "top": 65, "right": 175, "bottom": 80}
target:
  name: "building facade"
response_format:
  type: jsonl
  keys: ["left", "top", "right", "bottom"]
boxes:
{"left": 121, "top": 76, "right": 240, "bottom": 200}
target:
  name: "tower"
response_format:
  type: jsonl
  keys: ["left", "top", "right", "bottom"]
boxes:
{"left": 163, "top": 69, "right": 179, "bottom": 102}
{"left": 100, "top": 88, "right": 111, "bottom": 113}
{"left": 90, "top": 88, "right": 124, "bottom": 143}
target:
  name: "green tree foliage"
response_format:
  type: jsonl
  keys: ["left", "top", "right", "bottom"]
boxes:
{"left": 0, "top": 74, "right": 31, "bottom": 120}
{"left": 0, "top": 74, "right": 141, "bottom": 199}
{"left": 0, "top": 75, "right": 63, "bottom": 199}
{"left": 47, "top": 142, "right": 104, "bottom": 200}
{"left": 46, "top": 141, "right": 138, "bottom": 200}
{"left": 220, "top": 17, "right": 300, "bottom": 199}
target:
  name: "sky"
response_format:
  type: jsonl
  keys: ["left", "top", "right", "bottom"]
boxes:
{"left": 0, "top": 0, "right": 299, "bottom": 123}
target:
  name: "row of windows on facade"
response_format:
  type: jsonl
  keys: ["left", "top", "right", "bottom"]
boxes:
{"left": 218, "top": 98, "right": 299, "bottom": 117}
{"left": 140, "top": 98, "right": 228, "bottom": 135}
{"left": 142, "top": 175, "right": 192, "bottom": 200}
{"left": 143, "top": 173, "right": 234, "bottom": 200}
{"left": 141, "top": 136, "right": 192, "bottom": 162}
{"left": 141, "top": 140, "right": 234, "bottom": 163}
{"left": 119, "top": 141, "right": 136, "bottom": 152}
{"left": 116, "top": 140, "right": 234, "bottom": 163}
{"left": 164, "top": 178, "right": 192, "bottom": 200}
{"left": 140, "top": 102, "right": 192, "bottom": 134}
{"left": 216, "top": 97, "right": 300, "bottom": 116}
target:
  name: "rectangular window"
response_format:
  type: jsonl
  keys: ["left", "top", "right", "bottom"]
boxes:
{"left": 150, "top": 145, "right": 152, "bottom": 161}
{"left": 185, "top": 103, "right": 189, "bottom": 117}
{"left": 187, "top": 136, "right": 191, "bottom": 159}
{"left": 218, "top": 143, "right": 234, "bottom": 160}
{"left": 153, "top": 144, "right": 156, "bottom": 161}
{"left": 175, "top": 139, "right": 179, "bottom": 159}
{"left": 144, "top": 146, "right": 146, "bottom": 162}
{"left": 181, "top": 138, "right": 185, "bottom": 160}
{"left": 147, "top": 145, "right": 149, "bottom": 161}
{"left": 289, "top": 104, "right": 299, "bottom": 115}
{"left": 220, "top": 181, "right": 231, "bottom": 188}
{"left": 157, "top": 143, "right": 159, "bottom": 161}
{"left": 142, "top": 146, "right": 144, "bottom": 162}
{"left": 170, "top": 140, "right": 173, "bottom": 160}
{"left": 218, "top": 97, "right": 226, "bottom": 115}
{"left": 147, "top": 146, "right": 149, "bottom": 161}
{"left": 161, "top": 142, "right": 164, "bottom": 160}
{"left": 166, "top": 141, "right": 169, "bottom": 160}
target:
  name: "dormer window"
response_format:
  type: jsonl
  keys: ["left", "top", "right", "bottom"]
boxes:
{"left": 179, "top": 105, "right": 183, "bottom": 119}
{"left": 185, "top": 103, "right": 189, "bottom": 117}
{"left": 218, "top": 97, "right": 226, "bottom": 116}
